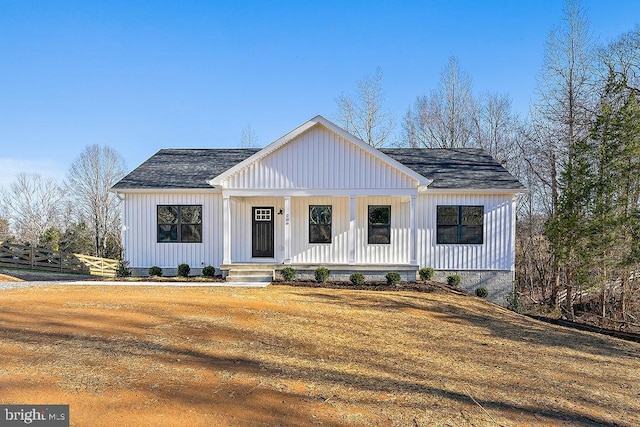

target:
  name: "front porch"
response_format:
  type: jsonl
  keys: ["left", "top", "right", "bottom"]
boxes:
{"left": 221, "top": 194, "right": 419, "bottom": 267}
{"left": 221, "top": 263, "right": 420, "bottom": 283}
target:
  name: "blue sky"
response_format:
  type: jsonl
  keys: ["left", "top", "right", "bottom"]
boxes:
{"left": 1, "top": 1, "right": 638, "bottom": 186}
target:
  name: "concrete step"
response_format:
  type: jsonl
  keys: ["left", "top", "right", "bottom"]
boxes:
{"left": 226, "top": 275, "right": 272, "bottom": 283}
{"left": 227, "top": 269, "right": 274, "bottom": 276}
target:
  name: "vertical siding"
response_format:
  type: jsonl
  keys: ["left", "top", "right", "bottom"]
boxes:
{"left": 416, "top": 193, "right": 516, "bottom": 270}
{"left": 123, "top": 191, "right": 516, "bottom": 270}
{"left": 355, "top": 196, "right": 411, "bottom": 264}
{"left": 290, "top": 196, "right": 350, "bottom": 264}
{"left": 224, "top": 126, "right": 415, "bottom": 190}
{"left": 123, "top": 192, "right": 223, "bottom": 269}
{"left": 225, "top": 195, "right": 411, "bottom": 265}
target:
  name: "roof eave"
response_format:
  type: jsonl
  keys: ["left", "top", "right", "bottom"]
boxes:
{"left": 110, "top": 187, "right": 221, "bottom": 194}
{"left": 419, "top": 186, "right": 527, "bottom": 195}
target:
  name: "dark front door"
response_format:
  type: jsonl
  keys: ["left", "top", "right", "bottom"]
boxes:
{"left": 252, "top": 207, "right": 274, "bottom": 258}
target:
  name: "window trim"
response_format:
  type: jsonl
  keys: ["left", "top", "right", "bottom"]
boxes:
{"left": 309, "top": 205, "right": 332, "bottom": 244}
{"left": 368, "top": 205, "right": 391, "bottom": 245}
{"left": 157, "top": 205, "right": 203, "bottom": 243}
{"left": 436, "top": 205, "right": 484, "bottom": 245}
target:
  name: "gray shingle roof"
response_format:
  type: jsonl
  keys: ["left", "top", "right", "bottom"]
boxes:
{"left": 381, "top": 148, "right": 525, "bottom": 190}
{"left": 112, "top": 149, "right": 259, "bottom": 189}
{"left": 112, "top": 147, "right": 524, "bottom": 191}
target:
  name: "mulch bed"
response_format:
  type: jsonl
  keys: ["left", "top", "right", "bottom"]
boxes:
{"left": 279, "top": 279, "right": 473, "bottom": 296}
{"left": 114, "top": 276, "right": 227, "bottom": 283}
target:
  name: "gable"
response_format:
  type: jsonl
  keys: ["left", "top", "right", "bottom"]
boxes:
{"left": 213, "top": 117, "right": 426, "bottom": 191}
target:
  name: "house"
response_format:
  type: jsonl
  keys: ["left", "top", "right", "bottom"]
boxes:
{"left": 111, "top": 115, "right": 525, "bottom": 303}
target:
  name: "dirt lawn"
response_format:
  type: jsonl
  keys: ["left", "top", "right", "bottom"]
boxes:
{"left": 0, "top": 285, "right": 638, "bottom": 426}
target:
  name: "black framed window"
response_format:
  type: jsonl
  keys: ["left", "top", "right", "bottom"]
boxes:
{"left": 157, "top": 205, "right": 202, "bottom": 243}
{"left": 368, "top": 205, "right": 391, "bottom": 244}
{"left": 309, "top": 205, "right": 332, "bottom": 243}
{"left": 437, "top": 205, "right": 483, "bottom": 244}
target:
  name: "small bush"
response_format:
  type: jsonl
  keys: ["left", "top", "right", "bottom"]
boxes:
{"left": 178, "top": 263, "right": 191, "bottom": 277}
{"left": 281, "top": 267, "right": 297, "bottom": 281}
{"left": 116, "top": 259, "right": 131, "bottom": 278}
{"left": 202, "top": 265, "right": 216, "bottom": 277}
{"left": 475, "top": 287, "right": 489, "bottom": 298}
{"left": 447, "top": 274, "right": 461, "bottom": 287}
{"left": 418, "top": 267, "right": 435, "bottom": 281}
{"left": 507, "top": 282, "right": 524, "bottom": 313}
{"left": 148, "top": 266, "right": 163, "bottom": 277}
{"left": 386, "top": 271, "right": 401, "bottom": 286}
{"left": 350, "top": 272, "right": 365, "bottom": 286}
{"left": 314, "top": 267, "right": 330, "bottom": 283}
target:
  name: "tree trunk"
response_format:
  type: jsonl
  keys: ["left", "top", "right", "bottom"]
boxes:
{"left": 550, "top": 151, "right": 561, "bottom": 309}
{"left": 621, "top": 273, "right": 628, "bottom": 329}
{"left": 600, "top": 280, "right": 606, "bottom": 328}
{"left": 566, "top": 268, "right": 575, "bottom": 320}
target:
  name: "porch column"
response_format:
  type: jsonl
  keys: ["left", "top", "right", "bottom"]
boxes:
{"left": 284, "top": 196, "right": 291, "bottom": 264}
{"left": 223, "top": 195, "right": 231, "bottom": 265}
{"left": 410, "top": 195, "right": 417, "bottom": 265}
{"left": 348, "top": 196, "right": 356, "bottom": 264}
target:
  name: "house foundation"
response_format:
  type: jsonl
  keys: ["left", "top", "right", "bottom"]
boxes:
{"left": 432, "top": 270, "right": 515, "bottom": 305}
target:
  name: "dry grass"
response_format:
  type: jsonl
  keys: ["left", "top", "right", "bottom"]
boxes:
{"left": 0, "top": 273, "right": 23, "bottom": 282}
{"left": 0, "top": 285, "right": 638, "bottom": 426}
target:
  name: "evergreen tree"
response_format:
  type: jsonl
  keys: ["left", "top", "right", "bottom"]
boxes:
{"left": 545, "top": 135, "right": 592, "bottom": 319}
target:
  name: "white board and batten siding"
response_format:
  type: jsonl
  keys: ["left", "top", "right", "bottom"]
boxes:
{"left": 416, "top": 193, "right": 516, "bottom": 271}
{"left": 285, "top": 192, "right": 516, "bottom": 269}
{"left": 289, "top": 196, "right": 351, "bottom": 264}
{"left": 222, "top": 125, "right": 417, "bottom": 192}
{"left": 289, "top": 196, "right": 411, "bottom": 265}
{"left": 354, "top": 196, "right": 411, "bottom": 265}
{"left": 227, "top": 195, "right": 412, "bottom": 265}
{"left": 122, "top": 192, "right": 223, "bottom": 269}
{"left": 122, "top": 191, "right": 516, "bottom": 270}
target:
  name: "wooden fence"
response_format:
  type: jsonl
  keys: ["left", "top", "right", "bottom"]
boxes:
{"left": 0, "top": 242, "right": 119, "bottom": 277}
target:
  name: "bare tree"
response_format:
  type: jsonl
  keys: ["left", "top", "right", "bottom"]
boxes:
{"left": 66, "top": 145, "right": 127, "bottom": 258}
{"left": 470, "top": 92, "right": 519, "bottom": 160}
{"left": 0, "top": 217, "right": 10, "bottom": 242}
{"left": 529, "top": 0, "right": 596, "bottom": 312}
{"left": 336, "top": 67, "right": 395, "bottom": 147}
{"left": 0, "top": 173, "right": 66, "bottom": 245}
{"left": 403, "top": 57, "right": 475, "bottom": 148}
{"left": 533, "top": 0, "right": 595, "bottom": 207}
{"left": 240, "top": 123, "right": 259, "bottom": 148}
{"left": 599, "top": 24, "right": 640, "bottom": 92}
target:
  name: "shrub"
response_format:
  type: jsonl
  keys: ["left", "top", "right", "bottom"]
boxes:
{"left": 314, "top": 267, "right": 330, "bottom": 283}
{"left": 202, "top": 265, "right": 216, "bottom": 277}
{"left": 506, "top": 282, "right": 524, "bottom": 313}
{"left": 148, "top": 266, "right": 163, "bottom": 277}
{"left": 178, "top": 263, "right": 191, "bottom": 277}
{"left": 475, "top": 287, "right": 489, "bottom": 298}
{"left": 350, "top": 272, "right": 365, "bottom": 286}
{"left": 418, "top": 267, "right": 435, "bottom": 281}
{"left": 447, "top": 274, "right": 461, "bottom": 287}
{"left": 116, "top": 259, "right": 131, "bottom": 278}
{"left": 386, "top": 271, "right": 401, "bottom": 286}
{"left": 281, "top": 267, "right": 297, "bottom": 281}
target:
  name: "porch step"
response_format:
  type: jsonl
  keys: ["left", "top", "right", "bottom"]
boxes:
{"left": 226, "top": 276, "right": 272, "bottom": 283}
{"left": 225, "top": 267, "right": 274, "bottom": 283}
